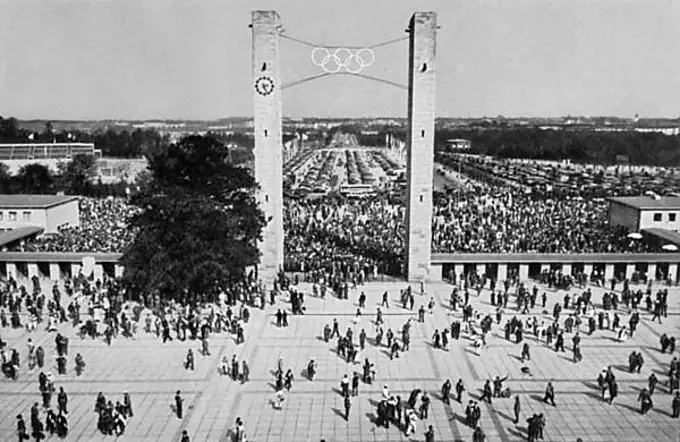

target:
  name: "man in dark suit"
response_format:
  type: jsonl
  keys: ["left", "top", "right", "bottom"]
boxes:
{"left": 175, "top": 391, "right": 183, "bottom": 419}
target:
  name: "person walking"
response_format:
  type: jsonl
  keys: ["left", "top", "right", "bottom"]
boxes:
{"left": 344, "top": 395, "right": 351, "bottom": 421}
{"left": 351, "top": 373, "right": 359, "bottom": 397}
{"left": 241, "top": 361, "right": 250, "bottom": 384}
{"left": 455, "top": 379, "right": 465, "bottom": 403}
{"left": 608, "top": 380, "right": 618, "bottom": 405}
{"left": 424, "top": 425, "right": 435, "bottom": 442}
{"left": 174, "top": 391, "right": 183, "bottom": 419}
{"left": 637, "top": 388, "right": 653, "bottom": 414}
{"left": 472, "top": 426, "right": 486, "bottom": 442}
{"left": 513, "top": 395, "right": 521, "bottom": 424}
{"left": 480, "top": 380, "right": 492, "bottom": 404}
{"left": 543, "top": 382, "right": 556, "bottom": 407}
{"left": 441, "top": 379, "right": 451, "bottom": 405}
{"left": 520, "top": 342, "right": 530, "bottom": 362}
{"left": 16, "top": 415, "right": 29, "bottom": 441}
{"left": 341, "top": 375, "right": 350, "bottom": 397}
{"left": 57, "top": 387, "right": 68, "bottom": 415}
{"left": 184, "top": 350, "right": 194, "bottom": 371}
{"left": 405, "top": 409, "right": 417, "bottom": 437}
{"left": 672, "top": 391, "right": 680, "bottom": 418}
{"left": 123, "top": 392, "right": 133, "bottom": 417}
{"left": 648, "top": 373, "right": 658, "bottom": 395}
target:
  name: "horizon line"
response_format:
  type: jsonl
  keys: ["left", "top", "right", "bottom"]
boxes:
{"left": 5, "top": 115, "right": 680, "bottom": 123}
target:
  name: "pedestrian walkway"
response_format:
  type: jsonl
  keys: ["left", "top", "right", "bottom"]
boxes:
{"left": 0, "top": 280, "right": 678, "bottom": 441}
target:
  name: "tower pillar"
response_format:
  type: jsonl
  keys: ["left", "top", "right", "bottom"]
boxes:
{"left": 252, "top": 11, "right": 284, "bottom": 283}
{"left": 405, "top": 12, "right": 437, "bottom": 281}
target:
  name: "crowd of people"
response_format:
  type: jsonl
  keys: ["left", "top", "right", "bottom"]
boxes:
{"left": 8, "top": 174, "right": 660, "bottom": 277}
{"left": 0, "top": 252, "right": 678, "bottom": 440}
{"left": 284, "top": 197, "right": 404, "bottom": 276}
{"left": 20, "top": 197, "right": 139, "bottom": 253}
{"left": 283, "top": 187, "right": 652, "bottom": 274}
{"left": 0, "top": 270, "right": 263, "bottom": 441}
{"left": 431, "top": 183, "right": 651, "bottom": 254}
{"left": 2, "top": 159, "right": 678, "bottom": 440}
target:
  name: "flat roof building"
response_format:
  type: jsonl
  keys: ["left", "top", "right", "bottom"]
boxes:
{"left": 608, "top": 196, "right": 680, "bottom": 246}
{"left": 0, "top": 195, "right": 80, "bottom": 235}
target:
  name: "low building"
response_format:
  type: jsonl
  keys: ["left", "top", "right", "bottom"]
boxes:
{"left": 445, "top": 139, "right": 471, "bottom": 151}
{"left": 608, "top": 196, "right": 680, "bottom": 247}
{"left": 0, "top": 195, "right": 79, "bottom": 234}
{"left": 0, "top": 143, "right": 100, "bottom": 174}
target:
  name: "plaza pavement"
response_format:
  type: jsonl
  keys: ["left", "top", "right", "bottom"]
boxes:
{"left": 0, "top": 277, "right": 679, "bottom": 442}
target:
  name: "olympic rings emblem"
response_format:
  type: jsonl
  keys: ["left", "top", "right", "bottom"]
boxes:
{"left": 311, "top": 47, "right": 375, "bottom": 74}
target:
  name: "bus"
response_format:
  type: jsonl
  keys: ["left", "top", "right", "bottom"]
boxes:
{"left": 339, "top": 184, "right": 376, "bottom": 198}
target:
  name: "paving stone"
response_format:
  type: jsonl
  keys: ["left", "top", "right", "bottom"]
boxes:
{"left": 0, "top": 280, "right": 678, "bottom": 441}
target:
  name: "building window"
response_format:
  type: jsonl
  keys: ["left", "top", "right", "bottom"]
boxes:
{"left": 8, "top": 212, "right": 16, "bottom": 221}
{"left": 670, "top": 213, "right": 677, "bottom": 222}
{"left": 653, "top": 213, "right": 662, "bottom": 222}
{"left": 0, "top": 212, "right": 3, "bottom": 221}
{"left": 22, "top": 212, "right": 30, "bottom": 221}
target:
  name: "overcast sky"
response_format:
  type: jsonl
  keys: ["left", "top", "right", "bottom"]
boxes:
{"left": 0, "top": 0, "right": 678, "bottom": 120}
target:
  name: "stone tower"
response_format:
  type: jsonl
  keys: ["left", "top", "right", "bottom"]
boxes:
{"left": 252, "top": 11, "right": 284, "bottom": 282}
{"left": 405, "top": 12, "right": 437, "bottom": 281}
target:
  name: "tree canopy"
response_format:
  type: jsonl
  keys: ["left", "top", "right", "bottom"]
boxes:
{"left": 58, "top": 154, "right": 98, "bottom": 194}
{"left": 120, "top": 135, "right": 267, "bottom": 303}
{"left": 16, "top": 163, "right": 53, "bottom": 194}
{"left": 435, "top": 127, "right": 680, "bottom": 165}
{"left": 0, "top": 117, "right": 28, "bottom": 142}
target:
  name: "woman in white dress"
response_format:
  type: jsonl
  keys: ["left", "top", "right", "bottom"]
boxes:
{"left": 220, "top": 356, "right": 229, "bottom": 376}
{"left": 616, "top": 326, "right": 629, "bottom": 342}
{"left": 273, "top": 390, "right": 284, "bottom": 409}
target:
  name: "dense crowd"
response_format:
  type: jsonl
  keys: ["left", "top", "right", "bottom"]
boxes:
{"left": 283, "top": 185, "right": 650, "bottom": 275}
{"left": 22, "top": 197, "right": 139, "bottom": 254}
{"left": 284, "top": 197, "right": 404, "bottom": 276}
{"left": 13, "top": 180, "right": 656, "bottom": 274}
{"left": 431, "top": 182, "right": 651, "bottom": 254}
{"left": 1, "top": 237, "right": 678, "bottom": 440}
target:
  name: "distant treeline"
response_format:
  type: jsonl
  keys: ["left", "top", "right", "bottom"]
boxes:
{"left": 6, "top": 116, "right": 680, "bottom": 165}
{"left": 323, "top": 124, "right": 680, "bottom": 165}
{"left": 435, "top": 128, "right": 680, "bottom": 166}
{"left": 1, "top": 116, "right": 167, "bottom": 158}
{"left": 1, "top": 116, "right": 255, "bottom": 160}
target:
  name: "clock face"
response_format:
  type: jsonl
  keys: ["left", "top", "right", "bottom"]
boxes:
{"left": 255, "top": 76, "right": 275, "bottom": 96}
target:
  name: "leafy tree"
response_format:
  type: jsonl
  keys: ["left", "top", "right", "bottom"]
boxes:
{"left": 132, "top": 170, "right": 152, "bottom": 193}
{"left": 59, "top": 154, "right": 98, "bottom": 194}
{"left": 0, "top": 116, "right": 28, "bottom": 142}
{"left": 92, "top": 128, "right": 166, "bottom": 158}
{"left": 16, "top": 163, "right": 53, "bottom": 194}
{"left": 0, "top": 163, "right": 14, "bottom": 193}
{"left": 121, "top": 135, "right": 268, "bottom": 304}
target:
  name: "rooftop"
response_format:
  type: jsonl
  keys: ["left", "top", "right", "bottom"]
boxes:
{"left": 607, "top": 196, "right": 680, "bottom": 210}
{"left": 0, "top": 195, "right": 79, "bottom": 209}
{"left": 0, "top": 226, "right": 44, "bottom": 248}
{"left": 642, "top": 228, "right": 680, "bottom": 247}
